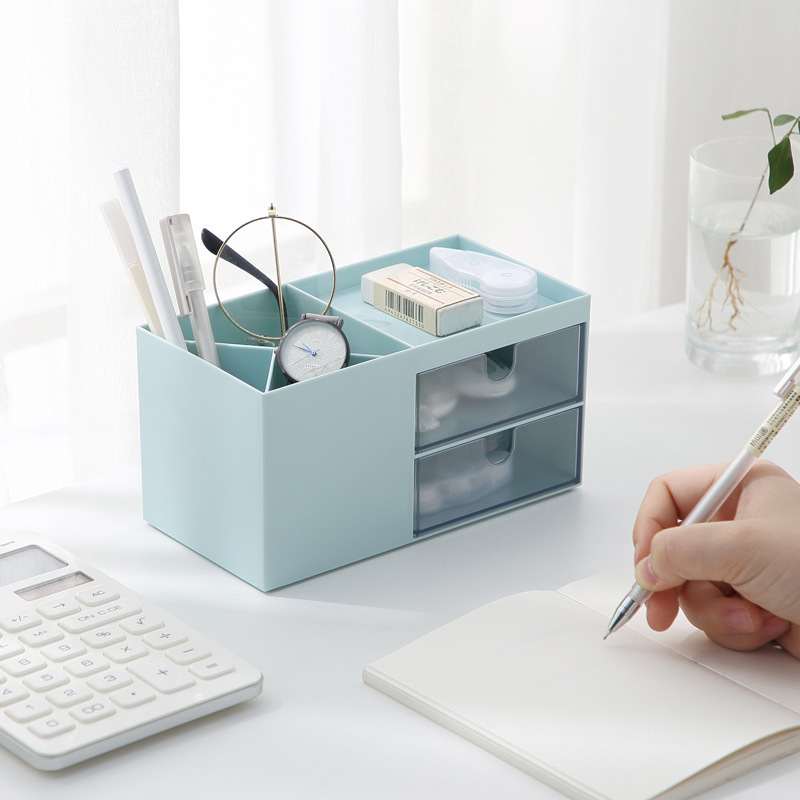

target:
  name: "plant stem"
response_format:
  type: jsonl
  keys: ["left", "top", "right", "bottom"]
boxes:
{"left": 735, "top": 166, "right": 767, "bottom": 235}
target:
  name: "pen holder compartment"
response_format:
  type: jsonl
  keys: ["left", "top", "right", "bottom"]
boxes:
{"left": 138, "top": 235, "right": 589, "bottom": 590}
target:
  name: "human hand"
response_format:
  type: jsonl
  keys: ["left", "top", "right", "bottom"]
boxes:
{"left": 632, "top": 460, "right": 800, "bottom": 659}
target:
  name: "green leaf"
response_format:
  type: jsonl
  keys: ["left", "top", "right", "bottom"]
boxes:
{"left": 773, "top": 114, "right": 797, "bottom": 126}
{"left": 768, "top": 137, "right": 794, "bottom": 193}
{"left": 722, "top": 107, "right": 769, "bottom": 120}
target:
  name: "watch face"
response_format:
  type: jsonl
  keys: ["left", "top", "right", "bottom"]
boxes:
{"left": 277, "top": 318, "right": 350, "bottom": 382}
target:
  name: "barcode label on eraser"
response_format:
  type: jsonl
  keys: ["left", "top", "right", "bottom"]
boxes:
{"left": 372, "top": 267, "right": 481, "bottom": 336}
{"left": 383, "top": 289, "right": 426, "bottom": 327}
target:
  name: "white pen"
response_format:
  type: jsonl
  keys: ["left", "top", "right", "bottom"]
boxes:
{"left": 605, "top": 357, "right": 800, "bottom": 638}
{"left": 99, "top": 198, "right": 165, "bottom": 338}
{"left": 160, "top": 214, "right": 220, "bottom": 367}
{"left": 113, "top": 168, "right": 187, "bottom": 351}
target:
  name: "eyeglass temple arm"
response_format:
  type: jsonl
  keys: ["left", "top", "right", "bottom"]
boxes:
{"left": 201, "top": 228, "right": 288, "bottom": 331}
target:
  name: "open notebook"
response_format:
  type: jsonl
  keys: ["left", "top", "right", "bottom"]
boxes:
{"left": 363, "top": 570, "right": 800, "bottom": 800}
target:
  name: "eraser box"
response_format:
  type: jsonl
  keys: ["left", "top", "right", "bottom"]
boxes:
{"left": 137, "top": 236, "right": 590, "bottom": 590}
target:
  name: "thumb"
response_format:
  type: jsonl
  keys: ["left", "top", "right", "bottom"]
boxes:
{"left": 634, "top": 522, "right": 751, "bottom": 592}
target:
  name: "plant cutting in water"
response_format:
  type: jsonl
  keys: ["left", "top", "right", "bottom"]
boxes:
{"left": 696, "top": 108, "right": 800, "bottom": 332}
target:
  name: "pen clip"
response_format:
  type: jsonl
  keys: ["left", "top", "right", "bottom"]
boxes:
{"left": 773, "top": 353, "right": 800, "bottom": 398}
{"left": 160, "top": 214, "right": 205, "bottom": 317}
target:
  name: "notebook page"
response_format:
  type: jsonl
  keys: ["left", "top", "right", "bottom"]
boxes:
{"left": 560, "top": 569, "right": 800, "bottom": 713}
{"left": 364, "top": 592, "right": 800, "bottom": 800}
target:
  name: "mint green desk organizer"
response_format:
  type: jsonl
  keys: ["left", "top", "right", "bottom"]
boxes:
{"left": 137, "top": 236, "right": 590, "bottom": 590}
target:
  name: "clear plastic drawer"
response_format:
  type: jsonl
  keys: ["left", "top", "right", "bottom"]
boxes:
{"left": 414, "top": 407, "right": 581, "bottom": 535}
{"left": 415, "top": 325, "right": 583, "bottom": 449}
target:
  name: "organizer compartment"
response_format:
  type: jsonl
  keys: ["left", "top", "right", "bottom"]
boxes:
{"left": 416, "top": 324, "right": 584, "bottom": 449}
{"left": 414, "top": 407, "right": 582, "bottom": 535}
{"left": 138, "top": 235, "right": 590, "bottom": 590}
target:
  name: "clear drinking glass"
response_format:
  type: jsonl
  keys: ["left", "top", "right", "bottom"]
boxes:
{"left": 685, "top": 135, "right": 800, "bottom": 376}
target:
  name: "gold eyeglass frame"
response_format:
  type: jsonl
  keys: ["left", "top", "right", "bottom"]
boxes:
{"left": 211, "top": 204, "right": 337, "bottom": 343}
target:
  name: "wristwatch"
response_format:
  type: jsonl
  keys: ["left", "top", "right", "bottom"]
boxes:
{"left": 275, "top": 313, "right": 350, "bottom": 383}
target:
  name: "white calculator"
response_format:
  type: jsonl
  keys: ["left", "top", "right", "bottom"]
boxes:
{"left": 0, "top": 530, "right": 263, "bottom": 770}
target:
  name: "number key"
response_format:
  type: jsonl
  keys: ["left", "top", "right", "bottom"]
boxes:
{"left": 0, "top": 684, "right": 29, "bottom": 707}
{"left": 42, "top": 640, "right": 87, "bottom": 663}
{"left": 6, "top": 698, "right": 51, "bottom": 723}
{"left": 64, "top": 655, "right": 108, "bottom": 679}
{"left": 69, "top": 699, "right": 116, "bottom": 724}
{"left": 24, "top": 669, "right": 69, "bottom": 693}
{"left": 29, "top": 715, "right": 75, "bottom": 739}
{"left": 47, "top": 684, "right": 92, "bottom": 709}
{"left": 2, "top": 653, "right": 46, "bottom": 678}
{"left": 87, "top": 669, "right": 132, "bottom": 694}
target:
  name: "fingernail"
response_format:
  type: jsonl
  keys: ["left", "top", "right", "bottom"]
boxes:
{"left": 637, "top": 556, "right": 658, "bottom": 589}
{"left": 725, "top": 608, "right": 755, "bottom": 633}
{"left": 761, "top": 613, "right": 790, "bottom": 640}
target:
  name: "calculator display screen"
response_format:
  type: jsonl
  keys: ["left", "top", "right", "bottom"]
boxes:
{"left": 0, "top": 545, "right": 67, "bottom": 589}
{"left": 16, "top": 571, "right": 92, "bottom": 601}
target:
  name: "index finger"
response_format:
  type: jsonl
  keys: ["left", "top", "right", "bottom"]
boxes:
{"left": 633, "top": 463, "right": 729, "bottom": 561}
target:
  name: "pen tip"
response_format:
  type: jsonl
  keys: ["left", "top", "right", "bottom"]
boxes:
{"left": 603, "top": 631, "right": 610, "bottom": 641}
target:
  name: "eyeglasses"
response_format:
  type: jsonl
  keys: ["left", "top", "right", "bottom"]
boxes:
{"left": 204, "top": 204, "right": 337, "bottom": 343}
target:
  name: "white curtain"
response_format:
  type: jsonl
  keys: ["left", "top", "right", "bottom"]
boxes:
{"left": 0, "top": 2, "right": 180, "bottom": 505}
{"left": 1, "top": 0, "right": 798, "bottom": 505}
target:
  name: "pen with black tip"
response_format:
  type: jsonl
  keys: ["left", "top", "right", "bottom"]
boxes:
{"left": 605, "top": 366, "right": 800, "bottom": 639}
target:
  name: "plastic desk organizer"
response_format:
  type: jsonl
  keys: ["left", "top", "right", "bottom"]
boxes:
{"left": 137, "top": 236, "right": 590, "bottom": 590}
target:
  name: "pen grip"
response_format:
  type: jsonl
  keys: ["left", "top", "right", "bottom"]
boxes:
{"left": 681, "top": 448, "right": 757, "bottom": 526}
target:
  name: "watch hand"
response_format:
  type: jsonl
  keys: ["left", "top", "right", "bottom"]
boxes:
{"left": 293, "top": 343, "right": 317, "bottom": 356}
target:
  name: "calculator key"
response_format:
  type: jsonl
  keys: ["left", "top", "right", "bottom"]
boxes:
{"left": 110, "top": 684, "right": 156, "bottom": 709}
{"left": 70, "top": 699, "right": 116, "bottom": 724}
{"left": 29, "top": 715, "right": 76, "bottom": 739}
{"left": 143, "top": 627, "right": 188, "bottom": 650}
{"left": 2, "top": 653, "right": 46, "bottom": 677}
{"left": 81, "top": 626, "right": 125, "bottom": 648}
{"left": 59, "top": 599, "right": 141, "bottom": 634}
{"left": 120, "top": 614, "right": 165, "bottom": 635}
{"left": 47, "top": 684, "right": 92, "bottom": 709}
{"left": 64, "top": 655, "right": 109, "bottom": 679}
{"left": 167, "top": 643, "right": 211, "bottom": 666}
{"left": 36, "top": 598, "right": 81, "bottom": 620}
{"left": 104, "top": 640, "right": 148, "bottom": 664}
{"left": 0, "top": 639, "right": 24, "bottom": 661}
{"left": 24, "top": 669, "right": 69, "bottom": 693}
{"left": 87, "top": 669, "right": 132, "bottom": 694}
{"left": 190, "top": 659, "right": 235, "bottom": 680}
{"left": 0, "top": 684, "right": 29, "bottom": 707}
{"left": 128, "top": 655, "right": 196, "bottom": 694}
{"left": 20, "top": 626, "right": 64, "bottom": 648}
{"left": 43, "top": 640, "right": 87, "bottom": 663}
{"left": 6, "top": 698, "right": 51, "bottom": 723}
{"left": 76, "top": 585, "right": 120, "bottom": 606}
{"left": 0, "top": 612, "right": 41, "bottom": 633}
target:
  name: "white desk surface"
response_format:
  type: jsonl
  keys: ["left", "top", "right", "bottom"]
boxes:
{"left": 3, "top": 303, "right": 800, "bottom": 799}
